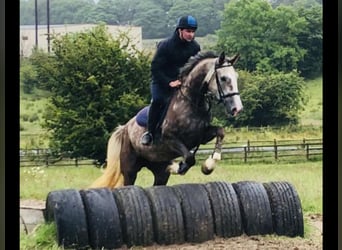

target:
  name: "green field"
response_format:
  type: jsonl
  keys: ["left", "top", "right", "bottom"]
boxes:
{"left": 20, "top": 161, "right": 322, "bottom": 215}
{"left": 299, "top": 77, "right": 322, "bottom": 126}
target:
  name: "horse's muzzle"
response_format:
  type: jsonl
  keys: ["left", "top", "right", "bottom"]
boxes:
{"left": 231, "top": 106, "right": 243, "bottom": 117}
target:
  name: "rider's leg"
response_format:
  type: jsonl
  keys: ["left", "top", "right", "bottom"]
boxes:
{"left": 140, "top": 84, "right": 170, "bottom": 145}
{"left": 141, "top": 100, "right": 164, "bottom": 145}
{"left": 140, "top": 83, "right": 163, "bottom": 145}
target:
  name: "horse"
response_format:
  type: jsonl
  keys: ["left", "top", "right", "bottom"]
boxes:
{"left": 90, "top": 51, "right": 243, "bottom": 189}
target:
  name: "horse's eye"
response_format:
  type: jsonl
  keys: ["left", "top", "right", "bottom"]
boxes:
{"left": 220, "top": 76, "right": 226, "bottom": 82}
{"left": 220, "top": 76, "right": 230, "bottom": 83}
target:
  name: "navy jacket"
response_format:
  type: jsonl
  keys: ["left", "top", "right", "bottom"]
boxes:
{"left": 151, "top": 30, "right": 201, "bottom": 92}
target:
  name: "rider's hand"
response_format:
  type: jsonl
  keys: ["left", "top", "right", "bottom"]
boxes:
{"left": 169, "top": 80, "right": 181, "bottom": 88}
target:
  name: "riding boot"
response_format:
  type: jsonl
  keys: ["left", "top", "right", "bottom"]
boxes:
{"left": 140, "top": 102, "right": 163, "bottom": 145}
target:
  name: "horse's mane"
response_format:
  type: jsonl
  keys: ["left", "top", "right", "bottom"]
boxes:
{"left": 179, "top": 51, "right": 217, "bottom": 78}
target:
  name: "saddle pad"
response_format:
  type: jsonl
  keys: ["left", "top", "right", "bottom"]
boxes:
{"left": 136, "top": 105, "right": 150, "bottom": 127}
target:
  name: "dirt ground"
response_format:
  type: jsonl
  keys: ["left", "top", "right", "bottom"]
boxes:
{"left": 136, "top": 214, "right": 322, "bottom": 250}
{"left": 20, "top": 199, "right": 322, "bottom": 250}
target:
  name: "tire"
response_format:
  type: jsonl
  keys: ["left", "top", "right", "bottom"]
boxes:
{"left": 233, "top": 181, "right": 273, "bottom": 236}
{"left": 263, "top": 181, "right": 304, "bottom": 237}
{"left": 112, "top": 185, "right": 154, "bottom": 247}
{"left": 172, "top": 183, "right": 214, "bottom": 243}
{"left": 204, "top": 181, "right": 243, "bottom": 238}
{"left": 44, "top": 190, "right": 65, "bottom": 222}
{"left": 79, "top": 188, "right": 123, "bottom": 249}
{"left": 144, "top": 185, "right": 185, "bottom": 245}
{"left": 45, "top": 189, "right": 89, "bottom": 248}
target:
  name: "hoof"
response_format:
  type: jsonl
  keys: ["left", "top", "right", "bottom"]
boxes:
{"left": 201, "top": 166, "right": 214, "bottom": 175}
{"left": 201, "top": 157, "right": 216, "bottom": 175}
{"left": 178, "top": 162, "right": 190, "bottom": 175}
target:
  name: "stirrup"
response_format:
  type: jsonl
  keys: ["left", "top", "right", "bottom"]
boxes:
{"left": 140, "top": 132, "right": 153, "bottom": 145}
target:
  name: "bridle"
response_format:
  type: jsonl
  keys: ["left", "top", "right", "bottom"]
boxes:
{"left": 177, "top": 56, "right": 239, "bottom": 109}
{"left": 203, "top": 60, "right": 240, "bottom": 104}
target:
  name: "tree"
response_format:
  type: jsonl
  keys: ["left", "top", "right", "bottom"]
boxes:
{"left": 216, "top": 0, "right": 307, "bottom": 74}
{"left": 20, "top": 0, "right": 95, "bottom": 25}
{"left": 30, "top": 24, "right": 151, "bottom": 163}
{"left": 131, "top": 0, "right": 168, "bottom": 39}
{"left": 232, "top": 70, "right": 307, "bottom": 127}
{"left": 295, "top": 5, "right": 322, "bottom": 78}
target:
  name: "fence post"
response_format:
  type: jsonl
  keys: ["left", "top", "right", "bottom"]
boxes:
{"left": 247, "top": 140, "right": 250, "bottom": 152}
{"left": 306, "top": 144, "right": 309, "bottom": 160}
{"left": 75, "top": 158, "right": 78, "bottom": 167}
{"left": 274, "top": 139, "right": 278, "bottom": 160}
{"left": 45, "top": 154, "right": 49, "bottom": 167}
{"left": 244, "top": 146, "right": 247, "bottom": 163}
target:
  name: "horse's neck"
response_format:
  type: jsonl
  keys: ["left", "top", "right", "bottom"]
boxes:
{"left": 171, "top": 58, "right": 215, "bottom": 116}
{"left": 181, "top": 61, "right": 213, "bottom": 104}
{"left": 172, "top": 78, "right": 210, "bottom": 116}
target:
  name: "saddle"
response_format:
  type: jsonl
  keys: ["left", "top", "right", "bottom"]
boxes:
{"left": 136, "top": 105, "right": 150, "bottom": 127}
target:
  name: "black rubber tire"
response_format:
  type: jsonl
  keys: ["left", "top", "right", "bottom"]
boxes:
{"left": 232, "top": 181, "right": 274, "bottom": 236}
{"left": 45, "top": 189, "right": 89, "bottom": 248}
{"left": 172, "top": 183, "right": 214, "bottom": 243}
{"left": 79, "top": 188, "right": 123, "bottom": 249}
{"left": 144, "top": 185, "right": 185, "bottom": 245}
{"left": 44, "top": 189, "right": 65, "bottom": 222}
{"left": 112, "top": 185, "right": 154, "bottom": 247}
{"left": 204, "top": 181, "right": 243, "bottom": 238}
{"left": 263, "top": 181, "right": 304, "bottom": 237}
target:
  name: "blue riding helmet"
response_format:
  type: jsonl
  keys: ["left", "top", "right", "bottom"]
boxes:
{"left": 176, "top": 15, "right": 198, "bottom": 30}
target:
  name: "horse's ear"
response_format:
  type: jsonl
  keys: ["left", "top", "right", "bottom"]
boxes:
{"left": 218, "top": 51, "right": 225, "bottom": 65}
{"left": 229, "top": 53, "right": 240, "bottom": 65}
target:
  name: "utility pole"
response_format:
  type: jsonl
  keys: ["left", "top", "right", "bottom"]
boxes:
{"left": 47, "top": 0, "right": 50, "bottom": 53}
{"left": 35, "top": 0, "right": 38, "bottom": 47}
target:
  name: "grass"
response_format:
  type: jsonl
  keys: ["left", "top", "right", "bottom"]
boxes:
{"left": 20, "top": 89, "right": 51, "bottom": 148}
{"left": 20, "top": 160, "right": 322, "bottom": 214}
{"left": 299, "top": 77, "right": 322, "bottom": 126}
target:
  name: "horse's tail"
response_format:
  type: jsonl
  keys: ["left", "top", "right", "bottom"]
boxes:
{"left": 90, "top": 125, "right": 125, "bottom": 189}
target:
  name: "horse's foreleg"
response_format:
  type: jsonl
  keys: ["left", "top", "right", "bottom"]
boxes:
{"left": 201, "top": 126, "right": 225, "bottom": 175}
{"left": 212, "top": 126, "right": 225, "bottom": 160}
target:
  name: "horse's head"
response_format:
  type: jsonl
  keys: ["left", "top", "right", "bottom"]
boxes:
{"left": 179, "top": 51, "right": 243, "bottom": 117}
{"left": 205, "top": 51, "right": 243, "bottom": 117}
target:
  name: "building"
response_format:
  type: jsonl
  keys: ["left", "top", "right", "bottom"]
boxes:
{"left": 20, "top": 24, "right": 142, "bottom": 57}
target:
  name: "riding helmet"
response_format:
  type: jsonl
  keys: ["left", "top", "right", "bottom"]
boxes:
{"left": 176, "top": 15, "right": 198, "bottom": 30}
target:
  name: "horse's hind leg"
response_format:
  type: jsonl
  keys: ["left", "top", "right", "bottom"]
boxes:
{"left": 121, "top": 160, "right": 140, "bottom": 185}
{"left": 166, "top": 142, "right": 195, "bottom": 175}
{"left": 148, "top": 162, "right": 171, "bottom": 186}
{"left": 121, "top": 134, "right": 141, "bottom": 185}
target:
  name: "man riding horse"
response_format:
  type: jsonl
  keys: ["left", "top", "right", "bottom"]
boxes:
{"left": 140, "top": 15, "right": 201, "bottom": 145}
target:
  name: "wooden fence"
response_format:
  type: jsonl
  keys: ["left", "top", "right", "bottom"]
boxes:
{"left": 19, "top": 138, "right": 322, "bottom": 167}
{"left": 196, "top": 138, "right": 323, "bottom": 163}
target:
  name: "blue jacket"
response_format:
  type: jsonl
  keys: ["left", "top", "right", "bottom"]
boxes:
{"left": 151, "top": 31, "right": 201, "bottom": 92}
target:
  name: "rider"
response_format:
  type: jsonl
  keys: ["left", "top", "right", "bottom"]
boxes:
{"left": 140, "top": 15, "right": 201, "bottom": 145}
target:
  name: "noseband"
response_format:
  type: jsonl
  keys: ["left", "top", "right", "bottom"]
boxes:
{"left": 203, "top": 62, "right": 240, "bottom": 104}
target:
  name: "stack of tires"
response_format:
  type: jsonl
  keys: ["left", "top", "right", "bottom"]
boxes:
{"left": 44, "top": 181, "right": 304, "bottom": 249}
